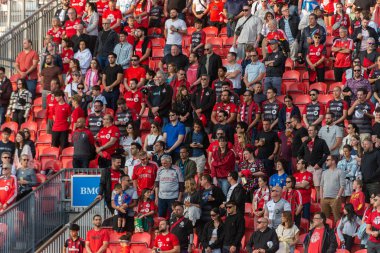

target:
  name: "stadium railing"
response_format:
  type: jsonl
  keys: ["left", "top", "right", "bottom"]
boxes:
{"left": 0, "top": 168, "right": 102, "bottom": 253}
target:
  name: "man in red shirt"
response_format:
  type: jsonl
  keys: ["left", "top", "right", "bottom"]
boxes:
{"left": 96, "top": 114, "right": 121, "bottom": 168}
{"left": 123, "top": 78, "right": 145, "bottom": 127}
{"left": 211, "top": 90, "right": 237, "bottom": 125}
{"left": 366, "top": 193, "right": 380, "bottom": 251}
{"left": 45, "top": 79, "right": 60, "bottom": 134}
{"left": 70, "top": 0, "right": 86, "bottom": 18}
{"left": 52, "top": 90, "right": 71, "bottom": 149}
{"left": 64, "top": 8, "right": 82, "bottom": 39}
{"left": 133, "top": 27, "right": 152, "bottom": 67}
{"left": 96, "top": 0, "right": 110, "bottom": 27}
{"left": 294, "top": 159, "right": 313, "bottom": 220}
{"left": 132, "top": 151, "right": 158, "bottom": 196}
{"left": 208, "top": 0, "right": 225, "bottom": 31}
{"left": 331, "top": 26, "right": 355, "bottom": 82}
{"left": 0, "top": 163, "right": 17, "bottom": 212}
{"left": 152, "top": 220, "right": 180, "bottom": 253}
{"left": 102, "top": 0, "right": 122, "bottom": 33}
{"left": 85, "top": 215, "right": 109, "bottom": 253}
{"left": 123, "top": 55, "right": 146, "bottom": 90}
{"left": 63, "top": 224, "right": 85, "bottom": 253}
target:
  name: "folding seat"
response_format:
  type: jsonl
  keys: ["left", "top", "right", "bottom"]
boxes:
{"left": 219, "top": 27, "right": 227, "bottom": 37}
{"left": 282, "top": 70, "right": 301, "bottom": 94}
{"left": 223, "top": 37, "right": 235, "bottom": 49}
{"left": 39, "top": 146, "right": 60, "bottom": 160}
{"left": 41, "top": 159, "right": 62, "bottom": 173}
{"left": 309, "top": 82, "right": 327, "bottom": 94}
{"left": 131, "top": 232, "right": 152, "bottom": 247}
{"left": 286, "top": 82, "right": 305, "bottom": 95}
{"left": 35, "top": 134, "right": 52, "bottom": 158}
{"left": 151, "top": 48, "right": 164, "bottom": 60}
{"left": 207, "top": 37, "right": 223, "bottom": 49}
{"left": 105, "top": 108, "right": 114, "bottom": 116}
{"left": 203, "top": 26, "right": 218, "bottom": 37}
{"left": 293, "top": 94, "right": 311, "bottom": 105}
{"left": 151, "top": 38, "right": 165, "bottom": 48}
{"left": 147, "top": 27, "right": 162, "bottom": 37}
{"left": 60, "top": 146, "right": 74, "bottom": 166}
{"left": 187, "top": 26, "right": 197, "bottom": 35}
{"left": 324, "top": 70, "right": 335, "bottom": 85}
{"left": 285, "top": 58, "right": 294, "bottom": 70}
{"left": 318, "top": 94, "right": 333, "bottom": 105}
{"left": 1, "top": 121, "right": 18, "bottom": 133}
{"left": 182, "top": 35, "right": 192, "bottom": 49}
{"left": 327, "top": 82, "right": 344, "bottom": 94}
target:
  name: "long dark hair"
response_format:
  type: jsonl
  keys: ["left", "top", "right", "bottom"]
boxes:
{"left": 139, "top": 188, "right": 152, "bottom": 201}
{"left": 15, "top": 131, "right": 26, "bottom": 149}
{"left": 127, "top": 122, "right": 139, "bottom": 140}
{"left": 210, "top": 207, "right": 222, "bottom": 223}
{"left": 343, "top": 203, "right": 357, "bottom": 222}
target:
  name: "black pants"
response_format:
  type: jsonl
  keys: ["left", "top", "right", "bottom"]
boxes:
{"left": 52, "top": 130, "right": 69, "bottom": 149}
{"left": 73, "top": 157, "right": 90, "bottom": 168}
{"left": 334, "top": 67, "right": 349, "bottom": 82}
{"left": 102, "top": 90, "right": 120, "bottom": 112}
{"left": 343, "top": 234, "right": 354, "bottom": 251}
{"left": 98, "top": 156, "right": 111, "bottom": 169}
{"left": 12, "top": 109, "right": 26, "bottom": 125}
{"left": 309, "top": 68, "right": 325, "bottom": 83}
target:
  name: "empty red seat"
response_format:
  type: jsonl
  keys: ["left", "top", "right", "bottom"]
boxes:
{"left": 223, "top": 37, "right": 234, "bottom": 48}
{"left": 39, "top": 147, "right": 60, "bottom": 160}
{"left": 151, "top": 38, "right": 165, "bottom": 48}
{"left": 293, "top": 94, "right": 311, "bottom": 105}
{"left": 151, "top": 48, "right": 164, "bottom": 59}
{"left": 147, "top": 27, "right": 162, "bottom": 36}
{"left": 283, "top": 70, "right": 301, "bottom": 82}
{"left": 328, "top": 82, "right": 344, "bottom": 93}
{"left": 285, "top": 58, "right": 294, "bottom": 70}
{"left": 309, "top": 82, "right": 327, "bottom": 94}
{"left": 286, "top": 82, "right": 305, "bottom": 95}
{"left": 131, "top": 232, "right": 152, "bottom": 247}
{"left": 318, "top": 94, "right": 333, "bottom": 104}
{"left": 324, "top": 70, "right": 335, "bottom": 84}
{"left": 41, "top": 159, "right": 62, "bottom": 172}
{"left": 207, "top": 37, "right": 223, "bottom": 48}
{"left": 203, "top": 26, "right": 218, "bottom": 37}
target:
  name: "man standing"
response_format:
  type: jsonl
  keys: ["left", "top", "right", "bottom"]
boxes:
{"left": 96, "top": 114, "right": 121, "bottom": 168}
{"left": 133, "top": 27, "right": 152, "bottom": 67}
{"left": 96, "top": 155, "right": 126, "bottom": 212}
{"left": 233, "top": 5, "right": 262, "bottom": 59}
{"left": 163, "top": 110, "right": 186, "bottom": 162}
{"left": 298, "top": 14, "right": 326, "bottom": 59}
{"left": 169, "top": 202, "right": 194, "bottom": 253}
{"left": 365, "top": 193, "right": 380, "bottom": 252}
{"left": 123, "top": 79, "right": 145, "bottom": 129}
{"left": 199, "top": 44, "right": 222, "bottom": 84}
{"left": 302, "top": 89, "right": 325, "bottom": 129}
{"left": 87, "top": 101, "right": 105, "bottom": 137}
{"left": 246, "top": 217, "right": 279, "bottom": 253}
{"left": 223, "top": 201, "right": 245, "bottom": 253}
{"left": 102, "top": 0, "right": 122, "bottom": 33}
{"left": 243, "top": 50, "right": 266, "bottom": 90}
{"left": 124, "top": 55, "right": 146, "bottom": 89}
{"left": 64, "top": 8, "right": 81, "bottom": 39}
{"left": 264, "top": 186, "right": 291, "bottom": 229}
{"left": 298, "top": 126, "right": 330, "bottom": 201}
{"left": 113, "top": 32, "right": 133, "bottom": 70}
{"left": 331, "top": 27, "right": 355, "bottom": 82}
{"left": 163, "top": 8, "right": 187, "bottom": 56}
{"left": 101, "top": 53, "right": 124, "bottom": 111}
{"left": 326, "top": 86, "right": 348, "bottom": 127}
{"left": 40, "top": 54, "right": 63, "bottom": 107}
{"left": 212, "top": 68, "right": 232, "bottom": 102}
{"left": 114, "top": 98, "right": 134, "bottom": 137}
{"left": 237, "top": 90, "right": 261, "bottom": 141}
{"left": 212, "top": 111, "right": 235, "bottom": 143}
{"left": 318, "top": 113, "right": 343, "bottom": 156}
{"left": 344, "top": 66, "right": 372, "bottom": 101}
{"left": 353, "top": 16, "right": 379, "bottom": 57}
{"left": 361, "top": 139, "right": 380, "bottom": 201}
{"left": 278, "top": 5, "right": 300, "bottom": 61}
{"left": 261, "top": 87, "right": 283, "bottom": 131}
{"left": 63, "top": 224, "right": 85, "bottom": 253}
{"left": 191, "top": 74, "right": 216, "bottom": 124}
{"left": 85, "top": 215, "right": 109, "bottom": 253}
{"left": 72, "top": 117, "right": 95, "bottom": 168}
{"left": 152, "top": 220, "right": 180, "bottom": 253}
{"left": 290, "top": 116, "right": 308, "bottom": 172}
{"left": 294, "top": 159, "right": 313, "bottom": 220}
{"left": 225, "top": 52, "right": 243, "bottom": 95}
{"left": 14, "top": 39, "right": 39, "bottom": 99}
{"left": 263, "top": 40, "right": 286, "bottom": 94}
{"left": 52, "top": 90, "right": 71, "bottom": 149}
{"left": 175, "top": 146, "right": 197, "bottom": 180}
{"left": 95, "top": 18, "right": 119, "bottom": 69}
{"left": 0, "top": 67, "right": 12, "bottom": 125}
{"left": 225, "top": 171, "right": 245, "bottom": 215}
{"left": 0, "top": 129, "right": 15, "bottom": 164}
{"left": 71, "top": 24, "right": 93, "bottom": 53}
{"left": 155, "top": 155, "right": 184, "bottom": 217}
{"left": 211, "top": 90, "right": 237, "bottom": 125}
{"left": 132, "top": 151, "right": 158, "bottom": 196}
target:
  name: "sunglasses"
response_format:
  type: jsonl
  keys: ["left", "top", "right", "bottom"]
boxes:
{"left": 354, "top": 69, "right": 361, "bottom": 72}
{"left": 204, "top": 48, "right": 211, "bottom": 51}
{"left": 286, "top": 181, "right": 292, "bottom": 183}
{"left": 226, "top": 206, "right": 233, "bottom": 209}
{"left": 77, "top": 87, "right": 84, "bottom": 90}
{"left": 242, "top": 9, "right": 249, "bottom": 11}
{"left": 310, "top": 94, "right": 317, "bottom": 96}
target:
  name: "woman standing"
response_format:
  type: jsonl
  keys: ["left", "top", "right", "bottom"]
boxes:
{"left": 16, "top": 154, "right": 37, "bottom": 200}
{"left": 238, "top": 147, "right": 266, "bottom": 193}
{"left": 143, "top": 122, "right": 163, "bottom": 156}
{"left": 172, "top": 85, "right": 193, "bottom": 133}
{"left": 22, "top": 128, "right": 36, "bottom": 159}
{"left": 82, "top": 2, "right": 99, "bottom": 46}
{"left": 74, "top": 40, "right": 92, "bottom": 75}
{"left": 282, "top": 176, "right": 303, "bottom": 227}
{"left": 47, "top": 17, "right": 64, "bottom": 45}
{"left": 340, "top": 123, "right": 359, "bottom": 155}
{"left": 14, "top": 131, "right": 34, "bottom": 169}
{"left": 201, "top": 207, "right": 224, "bottom": 253}
{"left": 252, "top": 175, "right": 270, "bottom": 227}
{"left": 337, "top": 145, "right": 359, "bottom": 202}
{"left": 276, "top": 211, "right": 300, "bottom": 253}
{"left": 70, "top": 94, "right": 86, "bottom": 131}
{"left": 133, "top": 0, "right": 151, "bottom": 28}
{"left": 184, "top": 178, "right": 201, "bottom": 226}
{"left": 6, "top": 79, "right": 32, "bottom": 125}
{"left": 278, "top": 95, "right": 301, "bottom": 131}
{"left": 65, "top": 59, "right": 82, "bottom": 86}
{"left": 120, "top": 122, "right": 142, "bottom": 160}
{"left": 84, "top": 59, "right": 102, "bottom": 93}
{"left": 336, "top": 203, "right": 362, "bottom": 251}
{"left": 60, "top": 38, "right": 74, "bottom": 78}
{"left": 233, "top": 132, "right": 252, "bottom": 165}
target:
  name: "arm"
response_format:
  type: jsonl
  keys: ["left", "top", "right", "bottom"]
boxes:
{"left": 96, "top": 241, "right": 109, "bottom": 253}
{"left": 311, "top": 115, "right": 324, "bottom": 126}
{"left": 96, "top": 137, "right": 118, "bottom": 153}
{"left": 85, "top": 241, "right": 92, "bottom": 253}
{"left": 166, "top": 134, "right": 185, "bottom": 153}
{"left": 86, "top": 13, "right": 99, "bottom": 33}
{"left": 108, "top": 73, "right": 124, "bottom": 90}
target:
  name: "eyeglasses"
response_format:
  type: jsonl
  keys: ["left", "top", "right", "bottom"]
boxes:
{"left": 77, "top": 87, "right": 84, "bottom": 90}
{"left": 354, "top": 69, "right": 361, "bottom": 72}
{"left": 2, "top": 157, "right": 10, "bottom": 159}
{"left": 169, "top": 114, "right": 176, "bottom": 117}
{"left": 310, "top": 94, "right": 317, "bottom": 96}
{"left": 314, "top": 36, "right": 320, "bottom": 39}
{"left": 210, "top": 213, "right": 217, "bottom": 217}
{"left": 286, "top": 181, "right": 292, "bottom": 183}
{"left": 22, "top": 159, "right": 29, "bottom": 161}
{"left": 369, "top": 42, "right": 375, "bottom": 45}
{"left": 204, "top": 48, "right": 211, "bottom": 51}
{"left": 226, "top": 206, "right": 233, "bottom": 209}
{"left": 201, "top": 78, "right": 208, "bottom": 80}
{"left": 2, "top": 167, "right": 9, "bottom": 170}
{"left": 242, "top": 9, "right": 249, "bottom": 11}
{"left": 151, "top": 126, "right": 157, "bottom": 129}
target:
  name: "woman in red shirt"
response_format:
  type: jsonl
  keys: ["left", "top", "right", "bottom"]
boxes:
{"left": 306, "top": 33, "right": 326, "bottom": 83}
{"left": 61, "top": 38, "right": 74, "bottom": 77}
{"left": 71, "top": 94, "right": 85, "bottom": 131}
{"left": 47, "top": 17, "right": 64, "bottom": 45}
{"left": 331, "top": 3, "right": 351, "bottom": 37}
{"left": 133, "top": 0, "right": 151, "bottom": 28}
{"left": 252, "top": 175, "right": 270, "bottom": 227}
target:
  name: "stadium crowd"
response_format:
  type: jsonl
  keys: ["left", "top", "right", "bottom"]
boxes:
{"left": 1, "top": 0, "right": 380, "bottom": 252}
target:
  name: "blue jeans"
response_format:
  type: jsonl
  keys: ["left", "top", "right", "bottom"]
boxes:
{"left": 97, "top": 55, "right": 109, "bottom": 70}
{"left": 26, "top": 79, "right": 37, "bottom": 99}
{"left": 264, "top": 77, "right": 282, "bottom": 95}
{"left": 164, "top": 45, "right": 182, "bottom": 57}
{"left": 158, "top": 198, "right": 176, "bottom": 217}
{"left": 217, "top": 178, "right": 230, "bottom": 196}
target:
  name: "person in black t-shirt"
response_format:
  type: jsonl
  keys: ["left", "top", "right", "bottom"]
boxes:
{"left": 102, "top": 53, "right": 124, "bottom": 111}
{"left": 0, "top": 128, "right": 15, "bottom": 165}
{"left": 255, "top": 120, "right": 280, "bottom": 175}
{"left": 159, "top": 45, "right": 189, "bottom": 71}
{"left": 149, "top": 0, "right": 163, "bottom": 28}
{"left": 169, "top": 202, "right": 194, "bottom": 252}
{"left": 373, "top": 107, "right": 380, "bottom": 142}
{"left": 290, "top": 115, "right": 308, "bottom": 173}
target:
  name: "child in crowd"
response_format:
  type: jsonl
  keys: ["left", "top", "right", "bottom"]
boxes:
{"left": 136, "top": 188, "right": 156, "bottom": 232}
{"left": 119, "top": 233, "right": 132, "bottom": 253}
{"left": 336, "top": 203, "right": 362, "bottom": 251}
{"left": 123, "top": 16, "right": 136, "bottom": 45}
{"left": 350, "top": 179, "right": 366, "bottom": 218}
{"left": 113, "top": 183, "right": 132, "bottom": 232}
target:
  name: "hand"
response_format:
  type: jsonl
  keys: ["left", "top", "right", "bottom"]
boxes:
{"left": 96, "top": 147, "right": 102, "bottom": 153}
{"left": 205, "top": 247, "right": 212, "bottom": 253}
{"left": 164, "top": 149, "right": 171, "bottom": 154}
{"left": 170, "top": 25, "right": 177, "bottom": 32}
{"left": 155, "top": 198, "right": 158, "bottom": 206}
{"left": 96, "top": 195, "right": 103, "bottom": 200}
{"left": 104, "top": 86, "right": 110, "bottom": 92}
{"left": 213, "top": 177, "right": 218, "bottom": 185}
{"left": 268, "top": 154, "right": 274, "bottom": 160}
{"left": 220, "top": 203, "right": 225, "bottom": 209}
{"left": 195, "top": 109, "right": 202, "bottom": 117}
{"left": 230, "top": 246, "right": 236, "bottom": 253}
{"left": 152, "top": 107, "right": 159, "bottom": 114}
{"left": 372, "top": 231, "right": 379, "bottom": 237}
{"left": 20, "top": 72, "right": 27, "bottom": 78}
{"left": 314, "top": 164, "right": 321, "bottom": 170}
{"left": 307, "top": 37, "right": 313, "bottom": 44}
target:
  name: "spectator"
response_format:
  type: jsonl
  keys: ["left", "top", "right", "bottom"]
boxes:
{"left": 247, "top": 217, "right": 279, "bottom": 253}
{"left": 361, "top": 139, "right": 380, "bottom": 201}
{"left": 169, "top": 202, "right": 194, "bottom": 252}
{"left": 278, "top": 95, "right": 301, "bottom": 132}
{"left": 253, "top": 82, "right": 266, "bottom": 106}
{"left": 160, "top": 45, "right": 189, "bottom": 71}
{"left": 331, "top": 3, "right": 351, "bottom": 37}
{"left": 136, "top": 188, "right": 156, "bottom": 232}
{"left": 112, "top": 32, "right": 133, "bottom": 71}
{"left": 70, "top": 0, "right": 86, "bottom": 18}
{"left": 350, "top": 179, "right": 366, "bottom": 218}
{"left": 261, "top": 87, "right": 283, "bottom": 131}
{"left": 65, "top": 59, "right": 82, "bottom": 86}
{"left": 283, "top": 176, "right": 303, "bottom": 226}
{"left": 187, "top": 53, "right": 204, "bottom": 91}
{"left": 303, "top": 212, "right": 338, "bottom": 253}
{"left": 101, "top": 52, "right": 124, "bottom": 111}
{"left": 40, "top": 54, "right": 63, "bottom": 107}
{"left": 326, "top": 86, "right": 348, "bottom": 128}
{"left": 70, "top": 94, "right": 85, "bottom": 131}
{"left": 264, "top": 186, "right": 291, "bottom": 229}
{"left": 96, "top": 0, "right": 110, "bottom": 22}
{"left": 263, "top": 40, "right": 286, "bottom": 94}
{"left": 237, "top": 90, "right": 261, "bottom": 141}
{"left": 183, "top": 178, "right": 201, "bottom": 226}
{"left": 82, "top": 2, "right": 99, "bottom": 43}
{"left": 337, "top": 145, "right": 359, "bottom": 200}
{"left": 13, "top": 131, "right": 33, "bottom": 169}
{"left": 318, "top": 113, "right": 343, "bottom": 156}
{"left": 172, "top": 85, "right": 193, "bottom": 130}
{"left": 0, "top": 163, "right": 17, "bottom": 212}
{"left": 97, "top": 155, "right": 126, "bottom": 212}
{"left": 336, "top": 203, "right": 362, "bottom": 251}
{"left": 164, "top": 8, "right": 187, "bottom": 56}
{"left": 370, "top": 56, "right": 380, "bottom": 103}
{"left": 132, "top": 151, "right": 158, "bottom": 196}
{"left": 64, "top": 8, "right": 82, "bottom": 39}
{"left": 225, "top": 52, "right": 243, "bottom": 95}
{"left": 64, "top": 71, "right": 81, "bottom": 102}
{"left": 14, "top": 39, "right": 39, "bottom": 99}
{"left": 16, "top": 154, "right": 37, "bottom": 200}
{"left": 365, "top": 193, "right": 380, "bottom": 251}
{"left": 55, "top": 0, "right": 70, "bottom": 23}
{"left": 212, "top": 68, "right": 232, "bottom": 103}
{"left": 94, "top": 18, "right": 119, "bottom": 69}
{"left": 298, "top": 126, "right": 330, "bottom": 201}
{"left": 306, "top": 32, "right": 326, "bottom": 83}
{"left": 340, "top": 123, "right": 359, "bottom": 155}
{"left": 238, "top": 147, "right": 265, "bottom": 191}
{"left": 255, "top": 120, "right": 280, "bottom": 175}
{"left": 60, "top": 39, "right": 74, "bottom": 79}
{"left": 120, "top": 124, "right": 142, "bottom": 161}
{"left": 123, "top": 16, "right": 136, "bottom": 45}
{"left": 302, "top": 89, "right": 325, "bottom": 129}
{"left": 124, "top": 142, "right": 142, "bottom": 177}
{"left": 112, "top": 183, "right": 131, "bottom": 232}
{"left": 298, "top": 14, "right": 326, "bottom": 59}
{"left": 133, "top": 0, "right": 151, "bottom": 29}
{"left": 162, "top": 110, "right": 186, "bottom": 162}
{"left": 0, "top": 67, "right": 12, "bottom": 125}
{"left": 320, "top": 155, "right": 345, "bottom": 222}
{"left": 290, "top": 115, "right": 308, "bottom": 171}
{"left": 123, "top": 78, "right": 145, "bottom": 129}
{"left": 243, "top": 50, "right": 266, "bottom": 90}
{"left": 207, "top": 0, "right": 224, "bottom": 30}
{"left": 348, "top": 88, "right": 375, "bottom": 139}
{"left": 200, "top": 44, "right": 223, "bottom": 84}
{"left": 353, "top": 15, "right": 379, "bottom": 56}
{"left": 6, "top": 78, "right": 32, "bottom": 125}
{"left": 190, "top": 19, "right": 206, "bottom": 57}
{"left": 0, "top": 152, "right": 14, "bottom": 175}
{"left": 143, "top": 122, "right": 163, "bottom": 156}
{"left": 251, "top": 175, "right": 270, "bottom": 223}
{"left": 223, "top": 201, "right": 245, "bottom": 253}
{"left": 152, "top": 141, "right": 165, "bottom": 167}
{"left": 344, "top": 66, "right": 372, "bottom": 101}
{"left": 293, "top": 159, "right": 313, "bottom": 220}
{"left": 359, "top": 37, "right": 378, "bottom": 77}
{"left": 175, "top": 146, "right": 196, "bottom": 180}
{"left": 71, "top": 24, "right": 92, "bottom": 54}
{"left": 331, "top": 27, "right": 355, "bottom": 82}
{"left": 278, "top": 5, "right": 300, "bottom": 61}
{"left": 102, "top": 0, "right": 122, "bottom": 33}
{"left": 155, "top": 155, "right": 184, "bottom": 217}
{"left": 124, "top": 55, "right": 146, "bottom": 89}
{"left": 212, "top": 90, "right": 237, "bottom": 125}
{"left": 51, "top": 90, "right": 71, "bottom": 149}
{"left": 221, "top": 82, "right": 240, "bottom": 105}
{"left": 275, "top": 211, "right": 300, "bottom": 253}
{"left": 63, "top": 224, "right": 85, "bottom": 253}
{"left": 84, "top": 59, "right": 102, "bottom": 92}
{"left": 0, "top": 128, "right": 15, "bottom": 165}
{"left": 85, "top": 215, "right": 110, "bottom": 253}
{"left": 201, "top": 207, "right": 224, "bottom": 252}
{"left": 269, "top": 159, "right": 288, "bottom": 188}
{"left": 72, "top": 117, "right": 95, "bottom": 168}
{"left": 211, "top": 136, "right": 236, "bottom": 196}
{"left": 114, "top": 98, "right": 134, "bottom": 137}
{"left": 191, "top": 74, "right": 216, "bottom": 124}
{"left": 152, "top": 220, "right": 180, "bottom": 253}
{"left": 224, "top": 171, "right": 245, "bottom": 215}
{"left": 133, "top": 27, "right": 152, "bottom": 68}
{"left": 87, "top": 100, "right": 105, "bottom": 136}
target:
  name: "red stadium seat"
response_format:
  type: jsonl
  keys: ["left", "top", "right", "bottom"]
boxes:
{"left": 33, "top": 96, "right": 42, "bottom": 107}
{"left": 324, "top": 70, "right": 335, "bottom": 84}
{"left": 63, "top": 159, "right": 73, "bottom": 168}
{"left": 89, "top": 158, "right": 99, "bottom": 168}
{"left": 187, "top": 26, "right": 197, "bottom": 35}
{"left": 151, "top": 48, "right": 164, "bottom": 59}
{"left": 36, "top": 84, "right": 43, "bottom": 95}
{"left": 131, "top": 232, "right": 152, "bottom": 247}
{"left": 151, "top": 38, "right": 165, "bottom": 48}
{"left": 223, "top": 37, "right": 235, "bottom": 48}
{"left": 35, "top": 134, "right": 52, "bottom": 158}
{"left": 1, "top": 121, "right": 18, "bottom": 133}
{"left": 219, "top": 27, "right": 227, "bottom": 37}
{"left": 207, "top": 37, "right": 223, "bottom": 48}
{"left": 328, "top": 82, "right": 344, "bottom": 93}
{"left": 277, "top": 95, "right": 286, "bottom": 103}
{"left": 60, "top": 147, "right": 74, "bottom": 166}
{"left": 42, "top": 159, "right": 62, "bottom": 172}
{"left": 147, "top": 27, "right": 162, "bottom": 36}
{"left": 203, "top": 26, "right": 218, "bottom": 37}
{"left": 285, "top": 58, "right": 294, "bottom": 70}
{"left": 182, "top": 35, "right": 192, "bottom": 49}
{"left": 34, "top": 109, "right": 46, "bottom": 123}
{"left": 283, "top": 70, "right": 301, "bottom": 82}
{"left": 286, "top": 82, "right": 305, "bottom": 95}
{"left": 105, "top": 108, "right": 114, "bottom": 116}
{"left": 318, "top": 94, "right": 333, "bottom": 104}
{"left": 309, "top": 82, "right": 327, "bottom": 94}
{"left": 244, "top": 215, "right": 254, "bottom": 229}
{"left": 293, "top": 94, "right": 311, "bottom": 105}
{"left": 354, "top": 249, "right": 367, "bottom": 253}
{"left": 36, "top": 173, "right": 47, "bottom": 184}
{"left": 39, "top": 147, "right": 60, "bottom": 160}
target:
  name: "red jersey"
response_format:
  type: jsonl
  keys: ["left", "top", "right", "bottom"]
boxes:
{"left": 53, "top": 103, "right": 72, "bottom": 131}
{"left": 207, "top": 141, "right": 234, "bottom": 153}
{"left": 0, "top": 175, "right": 17, "bottom": 206}
{"left": 134, "top": 40, "right": 152, "bottom": 65}
{"left": 308, "top": 227, "right": 325, "bottom": 253}
{"left": 61, "top": 48, "right": 74, "bottom": 74}
{"left": 282, "top": 189, "right": 303, "bottom": 218}
{"left": 266, "top": 29, "right": 287, "bottom": 53}
{"left": 110, "top": 169, "right": 121, "bottom": 190}
{"left": 294, "top": 171, "right": 313, "bottom": 204}
{"left": 64, "top": 237, "right": 85, "bottom": 253}
{"left": 332, "top": 38, "right": 354, "bottom": 68}
{"left": 307, "top": 44, "right": 326, "bottom": 68}
{"left": 367, "top": 209, "right": 380, "bottom": 243}
{"left": 124, "top": 66, "right": 146, "bottom": 86}
{"left": 332, "top": 14, "right": 350, "bottom": 37}
{"left": 70, "top": 0, "right": 86, "bottom": 17}
{"left": 46, "top": 94, "right": 58, "bottom": 120}
{"left": 47, "top": 27, "right": 64, "bottom": 45}
{"left": 350, "top": 191, "right": 366, "bottom": 217}
{"left": 209, "top": 1, "right": 225, "bottom": 22}
{"left": 154, "top": 233, "right": 180, "bottom": 251}
{"left": 96, "top": 0, "right": 109, "bottom": 17}
{"left": 132, "top": 162, "right": 158, "bottom": 195}
{"left": 64, "top": 19, "right": 82, "bottom": 39}
{"left": 123, "top": 26, "right": 136, "bottom": 45}
{"left": 102, "top": 8, "right": 123, "bottom": 33}
{"left": 133, "top": 0, "right": 151, "bottom": 28}
{"left": 138, "top": 199, "right": 157, "bottom": 214}
{"left": 212, "top": 102, "right": 237, "bottom": 117}
{"left": 71, "top": 107, "right": 85, "bottom": 130}
{"left": 97, "top": 125, "right": 120, "bottom": 155}
{"left": 123, "top": 90, "right": 144, "bottom": 118}
{"left": 86, "top": 229, "right": 110, "bottom": 253}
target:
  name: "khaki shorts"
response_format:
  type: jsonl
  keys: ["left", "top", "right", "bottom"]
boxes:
{"left": 307, "top": 165, "right": 322, "bottom": 187}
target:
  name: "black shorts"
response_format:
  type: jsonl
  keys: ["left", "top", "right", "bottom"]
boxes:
{"left": 117, "top": 212, "right": 127, "bottom": 219}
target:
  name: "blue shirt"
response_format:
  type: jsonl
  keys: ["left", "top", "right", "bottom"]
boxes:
{"left": 224, "top": 0, "right": 245, "bottom": 16}
{"left": 269, "top": 173, "right": 288, "bottom": 188}
{"left": 192, "top": 131, "right": 204, "bottom": 157}
{"left": 245, "top": 61, "right": 266, "bottom": 83}
{"left": 163, "top": 121, "right": 186, "bottom": 153}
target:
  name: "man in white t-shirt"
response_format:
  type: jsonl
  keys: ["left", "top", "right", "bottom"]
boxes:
{"left": 164, "top": 8, "right": 187, "bottom": 56}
